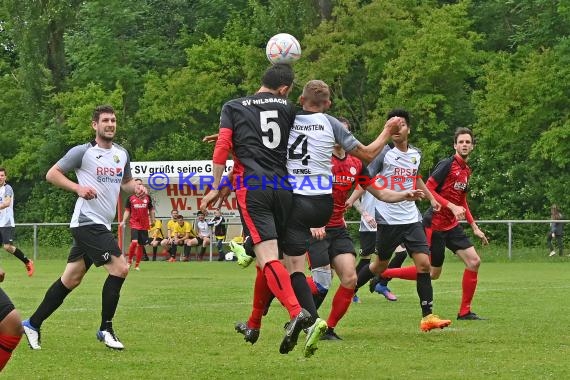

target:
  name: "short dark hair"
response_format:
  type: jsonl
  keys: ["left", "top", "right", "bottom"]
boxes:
{"left": 261, "top": 64, "right": 294, "bottom": 90}
{"left": 387, "top": 108, "right": 410, "bottom": 126}
{"left": 197, "top": 211, "right": 204, "bottom": 216}
{"left": 336, "top": 116, "right": 351, "bottom": 131}
{"left": 454, "top": 127, "right": 474, "bottom": 144}
{"left": 0, "top": 167, "right": 5, "bottom": 175}
{"left": 92, "top": 105, "right": 116, "bottom": 122}
{"left": 176, "top": 214, "right": 184, "bottom": 220}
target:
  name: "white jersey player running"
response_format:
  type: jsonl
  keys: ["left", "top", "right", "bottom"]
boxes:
{"left": 22, "top": 105, "right": 141, "bottom": 351}
{"left": 348, "top": 108, "right": 452, "bottom": 332}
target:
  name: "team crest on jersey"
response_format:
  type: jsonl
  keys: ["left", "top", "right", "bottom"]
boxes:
{"left": 113, "top": 155, "right": 120, "bottom": 163}
{"left": 411, "top": 157, "right": 417, "bottom": 164}
{"left": 349, "top": 167, "right": 357, "bottom": 175}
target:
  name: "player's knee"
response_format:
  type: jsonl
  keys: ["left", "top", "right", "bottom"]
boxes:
{"left": 111, "top": 259, "right": 129, "bottom": 277}
{"left": 466, "top": 255, "right": 481, "bottom": 271}
{"left": 340, "top": 272, "right": 357, "bottom": 288}
{"left": 430, "top": 269, "right": 442, "bottom": 280}
{"left": 0, "top": 310, "right": 23, "bottom": 336}
{"left": 415, "top": 260, "right": 431, "bottom": 273}
{"left": 2, "top": 244, "right": 12, "bottom": 253}
{"left": 370, "top": 259, "right": 387, "bottom": 274}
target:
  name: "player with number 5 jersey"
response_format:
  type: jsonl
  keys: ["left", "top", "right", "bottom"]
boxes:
{"left": 202, "top": 63, "right": 313, "bottom": 356}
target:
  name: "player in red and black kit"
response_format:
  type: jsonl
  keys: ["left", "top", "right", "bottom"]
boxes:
{"left": 306, "top": 118, "right": 425, "bottom": 340}
{"left": 120, "top": 179, "right": 155, "bottom": 271}
{"left": 0, "top": 265, "right": 23, "bottom": 372}
{"left": 200, "top": 63, "right": 313, "bottom": 355}
{"left": 380, "top": 127, "right": 489, "bottom": 320}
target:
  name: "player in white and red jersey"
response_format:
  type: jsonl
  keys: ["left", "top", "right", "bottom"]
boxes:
{"left": 120, "top": 178, "right": 155, "bottom": 270}
{"left": 305, "top": 117, "right": 424, "bottom": 340}
{"left": 22, "top": 105, "right": 141, "bottom": 351}
{"left": 348, "top": 108, "right": 452, "bottom": 332}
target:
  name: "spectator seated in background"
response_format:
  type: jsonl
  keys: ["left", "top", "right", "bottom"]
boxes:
{"left": 193, "top": 211, "right": 211, "bottom": 261}
{"left": 149, "top": 218, "right": 164, "bottom": 261}
{"left": 160, "top": 210, "right": 179, "bottom": 262}
{"left": 208, "top": 209, "right": 227, "bottom": 261}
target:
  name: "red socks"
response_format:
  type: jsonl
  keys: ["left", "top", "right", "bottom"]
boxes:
{"left": 326, "top": 285, "right": 354, "bottom": 329}
{"left": 0, "top": 334, "right": 21, "bottom": 371}
{"left": 459, "top": 269, "right": 478, "bottom": 316}
{"left": 381, "top": 265, "right": 418, "bottom": 281}
{"left": 248, "top": 266, "right": 273, "bottom": 329}
{"left": 306, "top": 276, "right": 318, "bottom": 295}
{"left": 135, "top": 245, "right": 144, "bottom": 266}
{"left": 127, "top": 241, "right": 137, "bottom": 263}
{"left": 263, "top": 260, "right": 302, "bottom": 318}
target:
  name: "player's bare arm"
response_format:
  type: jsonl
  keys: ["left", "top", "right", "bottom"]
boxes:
{"left": 471, "top": 223, "right": 489, "bottom": 245}
{"left": 0, "top": 196, "right": 10, "bottom": 210}
{"left": 448, "top": 203, "right": 466, "bottom": 220}
{"left": 349, "top": 117, "right": 403, "bottom": 164}
{"left": 346, "top": 185, "right": 365, "bottom": 209}
{"left": 200, "top": 163, "right": 225, "bottom": 212}
{"left": 352, "top": 199, "right": 377, "bottom": 229}
{"left": 46, "top": 164, "right": 97, "bottom": 199}
{"left": 203, "top": 133, "right": 219, "bottom": 143}
{"left": 366, "top": 186, "right": 425, "bottom": 203}
{"left": 119, "top": 210, "right": 130, "bottom": 228}
{"left": 416, "top": 177, "right": 441, "bottom": 212}
{"left": 121, "top": 178, "right": 142, "bottom": 195}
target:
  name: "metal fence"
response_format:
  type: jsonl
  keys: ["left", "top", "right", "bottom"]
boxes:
{"left": 15, "top": 219, "right": 568, "bottom": 261}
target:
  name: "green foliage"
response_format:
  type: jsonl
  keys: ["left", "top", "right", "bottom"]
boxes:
{"left": 471, "top": 38, "right": 570, "bottom": 222}
{"left": 1, "top": 0, "right": 569, "bottom": 228}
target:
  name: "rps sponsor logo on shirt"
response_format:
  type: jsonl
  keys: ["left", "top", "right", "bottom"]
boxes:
{"left": 96, "top": 167, "right": 123, "bottom": 183}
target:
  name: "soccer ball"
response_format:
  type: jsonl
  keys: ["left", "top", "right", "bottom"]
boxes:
{"left": 265, "top": 33, "right": 302, "bottom": 64}
{"left": 225, "top": 252, "right": 235, "bottom": 261}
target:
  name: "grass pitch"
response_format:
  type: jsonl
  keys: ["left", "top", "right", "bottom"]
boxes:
{"left": 1, "top": 249, "right": 569, "bottom": 379}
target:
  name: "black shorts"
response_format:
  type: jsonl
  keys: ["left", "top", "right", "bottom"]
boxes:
{"left": 69, "top": 225, "right": 122, "bottom": 267}
{"left": 0, "top": 288, "right": 15, "bottom": 321}
{"left": 376, "top": 222, "right": 429, "bottom": 261}
{"left": 308, "top": 227, "right": 356, "bottom": 268}
{"left": 150, "top": 237, "right": 162, "bottom": 245}
{"left": 130, "top": 229, "right": 150, "bottom": 245}
{"left": 359, "top": 231, "right": 377, "bottom": 256}
{"left": 0, "top": 227, "right": 14, "bottom": 245}
{"left": 283, "top": 194, "right": 334, "bottom": 256}
{"left": 195, "top": 236, "right": 205, "bottom": 245}
{"left": 430, "top": 225, "right": 473, "bottom": 267}
{"left": 236, "top": 187, "right": 292, "bottom": 245}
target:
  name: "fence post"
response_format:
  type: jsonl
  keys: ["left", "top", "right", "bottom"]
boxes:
{"left": 209, "top": 231, "right": 213, "bottom": 262}
{"left": 33, "top": 223, "right": 38, "bottom": 260}
{"left": 507, "top": 222, "right": 512, "bottom": 260}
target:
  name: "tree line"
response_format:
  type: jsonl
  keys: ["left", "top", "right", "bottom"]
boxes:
{"left": 0, "top": 0, "right": 568, "bottom": 246}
